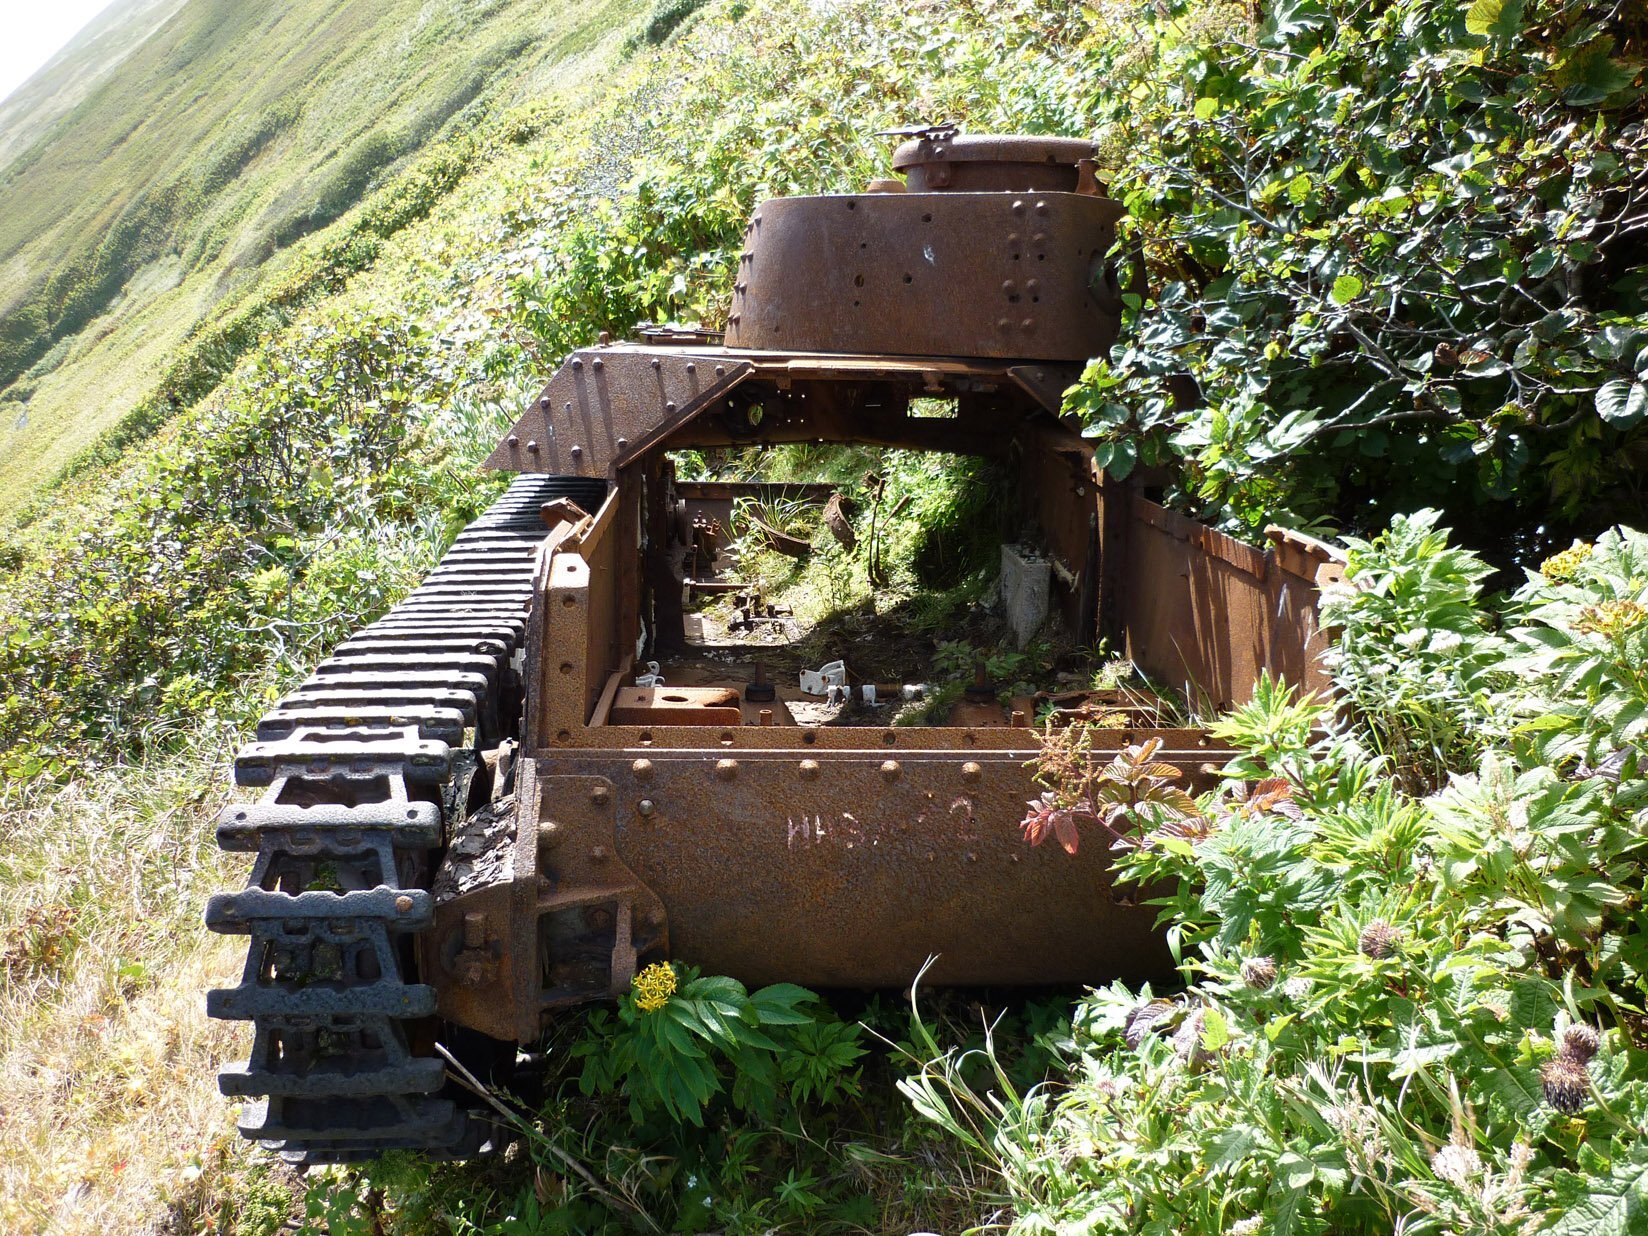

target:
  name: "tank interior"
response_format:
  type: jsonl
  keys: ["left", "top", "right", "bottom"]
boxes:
{"left": 574, "top": 368, "right": 1184, "bottom": 737}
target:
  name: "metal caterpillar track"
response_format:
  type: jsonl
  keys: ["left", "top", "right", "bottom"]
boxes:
{"left": 206, "top": 474, "right": 605, "bottom": 1164}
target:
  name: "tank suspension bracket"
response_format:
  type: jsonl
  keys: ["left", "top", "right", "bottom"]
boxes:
{"left": 206, "top": 474, "right": 605, "bottom": 1165}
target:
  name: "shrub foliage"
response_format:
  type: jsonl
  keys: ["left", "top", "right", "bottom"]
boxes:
{"left": 1062, "top": 0, "right": 1647, "bottom": 554}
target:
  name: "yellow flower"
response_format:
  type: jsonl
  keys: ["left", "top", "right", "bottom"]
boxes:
{"left": 631, "top": 961, "right": 677, "bottom": 1012}
{"left": 1576, "top": 599, "right": 1648, "bottom": 639}
{"left": 1540, "top": 541, "right": 1592, "bottom": 583}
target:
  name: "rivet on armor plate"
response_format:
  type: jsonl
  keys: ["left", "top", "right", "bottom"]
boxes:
{"left": 881, "top": 760, "right": 901, "bottom": 780}
{"left": 591, "top": 845, "right": 609, "bottom": 862}
{"left": 961, "top": 761, "right": 982, "bottom": 783}
{"left": 592, "top": 358, "right": 603, "bottom": 371}
{"left": 716, "top": 759, "right": 739, "bottom": 781}
{"left": 798, "top": 759, "right": 820, "bottom": 780}
{"left": 395, "top": 895, "right": 414, "bottom": 913}
{"left": 637, "top": 798, "right": 656, "bottom": 816}
{"left": 632, "top": 758, "right": 654, "bottom": 780}
{"left": 590, "top": 785, "right": 610, "bottom": 805}
{"left": 571, "top": 357, "right": 582, "bottom": 369}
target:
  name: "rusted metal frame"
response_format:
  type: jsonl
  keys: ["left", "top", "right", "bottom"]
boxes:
{"left": 421, "top": 762, "right": 543, "bottom": 1044}
{"left": 664, "top": 398, "right": 1015, "bottom": 456}
{"left": 1266, "top": 524, "right": 1348, "bottom": 589}
{"left": 675, "top": 480, "right": 838, "bottom": 504}
{"left": 576, "top": 477, "right": 624, "bottom": 719}
{"left": 484, "top": 351, "right": 753, "bottom": 478}
{"left": 487, "top": 351, "right": 1094, "bottom": 480}
{"left": 541, "top": 721, "right": 1228, "bottom": 755}
{"left": 521, "top": 518, "right": 587, "bottom": 751}
{"left": 1108, "top": 491, "right": 1349, "bottom": 708}
{"left": 531, "top": 769, "right": 663, "bottom": 1018}
{"left": 1015, "top": 416, "right": 1101, "bottom": 640}
{"left": 543, "top": 746, "right": 1184, "bottom": 988}
{"left": 1005, "top": 363, "right": 1084, "bottom": 416}
{"left": 642, "top": 454, "right": 688, "bottom": 655}
{"left": 892, "top": 133, "right": 1100, "bottom": 194}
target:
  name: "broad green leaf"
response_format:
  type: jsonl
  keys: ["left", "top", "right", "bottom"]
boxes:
{"left": 1464, "top": 0, "right": 1503, "bottom": 35}
{"left": 1465, "top": 0, "right": 1523, "bottom": 37}
{"left": 1479, "top": 1063, "right": 1544, "bottom": 1117}
{"left": 1330, "top": 274, "right": 1363, "bottom": 305}
{"left": 1548, "top": 1148, "right": 1648, "bottom": 1235}
{"left": 1596, "top": 379, "right": 1648, "bottom": 427}
{"left": 1201, "top": 1006, "right": 1231, "bottom": 1052}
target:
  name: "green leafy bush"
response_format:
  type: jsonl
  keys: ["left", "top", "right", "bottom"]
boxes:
{"left": 632, "top": 0, "right": 714, "bottom": 48}
{"left": 573, "top": 964, "right": 865, "bottom": 1128}
{"left": 912, "top": 517, "right": 1648, "bottom": 1232}
{"left": 1060, "top": 0, "right": 1648, "bottom": 553}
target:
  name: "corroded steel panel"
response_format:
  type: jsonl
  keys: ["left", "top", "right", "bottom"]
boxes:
{"left": 724, "top": 192, "right": 1123, "bottom": 361}
{"left": 485, "top": 350, "right": 751, "bottom": 477}
{"left": 1108, "top": 489, "right": 1347, "bottom": 708}
{"left": 537, "top": 748, "right": 1186, "bottom": 989}
{"left": 892, "top": 132, "right": 1099, "bottom": 193}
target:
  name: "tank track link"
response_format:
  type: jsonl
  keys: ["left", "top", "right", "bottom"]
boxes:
{"left": 207, "top": 474, "right": 606, "bottom": 1165}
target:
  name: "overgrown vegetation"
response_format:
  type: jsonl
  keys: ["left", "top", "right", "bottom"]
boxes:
{"left": 0, "top": 0, "right": 643, "bottom": 513}
{"left": 1063, "top": 0, "right": 1648, "bottom": 558}
{"left": 905, "top": 518, "right": 1648, "bottom": 1233}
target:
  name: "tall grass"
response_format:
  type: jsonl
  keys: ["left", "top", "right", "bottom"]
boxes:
{"left": 0, "top": 723, "right": 254, "bottom": 1234}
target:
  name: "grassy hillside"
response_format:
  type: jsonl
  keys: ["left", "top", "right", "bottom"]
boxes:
{"left": 0, "top": 0, "right": 189, "bottom": 170}
{"left": 0, "top": 0, "right": 638, "bottom": 516}
{"left": 0, "top": 0, "right": 1645, "bottom": 1230}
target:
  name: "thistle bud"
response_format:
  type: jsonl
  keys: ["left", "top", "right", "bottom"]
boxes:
{"left": 1241, "top": 956, "right": 1278, "bottom": 990}
{"left": 1358, "top": 920, "right": 1400, "bottom": 960}
{"left": 1540, "top": 1056, "right": 1590, "bottom": 1114}
{"left": 1559, "top": 1023, "right": 1601, "bottom": 1064}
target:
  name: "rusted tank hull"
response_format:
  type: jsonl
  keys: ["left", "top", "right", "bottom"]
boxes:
{"left": 207, "top": 127, "right": 1351, "bottom": 1163}
{"left": 542, "top": 748, "right": 1176, "bottom": 990}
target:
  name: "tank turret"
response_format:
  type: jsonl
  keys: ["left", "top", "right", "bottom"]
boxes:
{"left": 724, "top": 130, "right": 1124, "bottom": 360}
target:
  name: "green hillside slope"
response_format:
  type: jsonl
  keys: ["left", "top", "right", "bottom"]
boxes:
{"left": 0, "top": 0, "right": 637, "bottom": 515}
{"left": 0, "top": 0, "right": 189, "bottom": 170}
